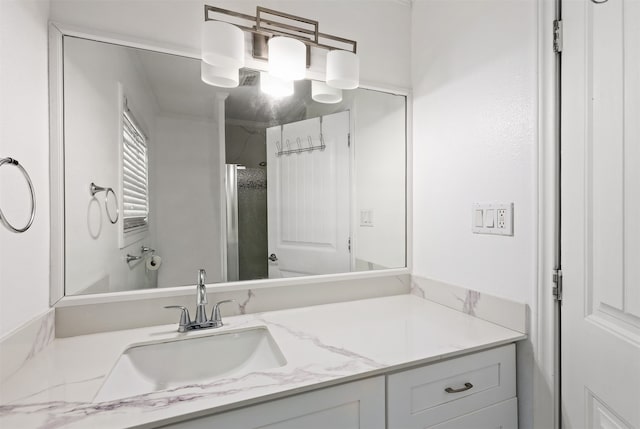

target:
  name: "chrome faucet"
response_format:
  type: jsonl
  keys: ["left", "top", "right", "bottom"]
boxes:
{"left": 164, "top": 268, "right": 237, "bottom": 332}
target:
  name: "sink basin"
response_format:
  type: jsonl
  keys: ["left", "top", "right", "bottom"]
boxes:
{"left": 94, "top": 327, "right": 286, "bottom": 402}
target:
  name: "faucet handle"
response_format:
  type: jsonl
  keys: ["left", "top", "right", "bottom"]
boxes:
{"left": 211, "top": 299, "right": 237, "bottom": 326}
{"left": 164, "top": 306, "right": 191, "bottom": 332}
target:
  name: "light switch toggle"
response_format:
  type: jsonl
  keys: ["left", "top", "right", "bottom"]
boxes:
{"left": 474, "top": 209, "right": 484, "bottom": 227}
{"left": 485, "top": 209, "right": 495, "bottom": 228}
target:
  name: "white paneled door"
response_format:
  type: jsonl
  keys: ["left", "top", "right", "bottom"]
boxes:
{"left": 266, "top": 111, "right": 351, "bottom": 278}
{"left": 561, "top": 0, "right": 640, "bottom": 428}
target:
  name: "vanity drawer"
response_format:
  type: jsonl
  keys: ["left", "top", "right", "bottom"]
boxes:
{"left": 387, "top": 344, "right": 516, "bottom": 429}
{"left": 427, "top": 397, "right": 518, "bottom": 429}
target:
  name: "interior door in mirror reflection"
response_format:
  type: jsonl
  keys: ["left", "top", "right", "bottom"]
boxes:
{"left": 267, "top": 111, "right": 351, "bottom": 278}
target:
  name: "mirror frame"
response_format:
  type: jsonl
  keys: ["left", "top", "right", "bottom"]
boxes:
{"left": 49, "top": 22, "right": 413, "bottom": 308}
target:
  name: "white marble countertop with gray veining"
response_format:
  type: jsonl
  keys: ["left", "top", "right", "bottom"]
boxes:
{"left": 0, "top": 294, "right": 525, "bottom": 429}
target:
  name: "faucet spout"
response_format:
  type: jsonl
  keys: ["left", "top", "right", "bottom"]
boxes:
{"left": 197, "top": 269, "right": 207, "bottom": 305}
{"left": 194, "top": 269, "right": 208, "bottom": 324}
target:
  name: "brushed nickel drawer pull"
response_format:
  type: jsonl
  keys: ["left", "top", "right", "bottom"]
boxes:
{"left": 445, "top": 382, "right": 474, "bottom": 393}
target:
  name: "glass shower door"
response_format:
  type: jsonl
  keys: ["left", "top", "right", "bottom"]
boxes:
{"left": 225, "top": 164, "right": 268, "bottom": 281}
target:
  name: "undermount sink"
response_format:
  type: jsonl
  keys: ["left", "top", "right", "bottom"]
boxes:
{"left": 93, "top": 327, "right": 286, "bottom": 402}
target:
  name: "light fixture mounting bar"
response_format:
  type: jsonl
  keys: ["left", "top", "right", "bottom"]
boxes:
{"left": 256, "top": 6, "right": 318, "bottom": 43}
{"left": 204, "top": 5, "right": 357, "bottom": 54}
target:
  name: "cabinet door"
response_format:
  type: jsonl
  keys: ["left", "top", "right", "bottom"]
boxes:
{"left": 162, "top": 376, "right": 385, "bottom": 429}
{"left": 427, "top": 398, "right": 518, "bottom": 429}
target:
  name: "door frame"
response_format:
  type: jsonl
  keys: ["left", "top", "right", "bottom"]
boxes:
{"left": 554, "top": 0, "right": 640, "bottom": 427}
{"left": 536, "top": 0, "right": 562, "bottom": 428}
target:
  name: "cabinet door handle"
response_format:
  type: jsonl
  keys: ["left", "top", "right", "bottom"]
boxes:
{"left": 444, "top": 382, "right": 473, "bottom": 393}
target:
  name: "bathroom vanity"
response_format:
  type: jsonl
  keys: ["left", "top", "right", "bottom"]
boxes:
{"left": 0, "top": 294, "right": 524, "bottom": 428}
{"left": 165, "top": 344, "right": 516, "bottom": 429}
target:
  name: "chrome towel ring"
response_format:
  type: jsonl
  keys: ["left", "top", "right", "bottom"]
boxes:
{"left": 90, "top": 182, "right": 119, "bottom": 224}
{"left": 0, "top": 157, "right": 36, "bottom": 233}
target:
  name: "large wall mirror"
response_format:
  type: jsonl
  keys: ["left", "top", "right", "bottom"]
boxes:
{"left": 59, "top": 33, "right": 407, "bottom": 297}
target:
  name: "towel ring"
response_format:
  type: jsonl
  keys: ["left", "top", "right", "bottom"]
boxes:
{"left": 90, "top": 182, "right": 119, "bottom": 224}
{"left": 0, "top": 157, "right": 36, "bottom": 233}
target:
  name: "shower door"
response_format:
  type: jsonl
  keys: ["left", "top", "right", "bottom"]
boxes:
{"left": 561, "top": 1, "right": 640, "bottom": 428}
{"left": 266, "top": 111, "right": 351, "bottom": 278}
{"left": 226, "top": 164, "right": 268, "bottom": 281}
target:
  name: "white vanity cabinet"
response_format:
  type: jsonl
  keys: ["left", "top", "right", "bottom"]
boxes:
{"left": 161, "top": 344, "right": 517, "bottom": 429}
{"left": 387, "top": 344, "right": 517, "bottom": 429}
{"left": 161, "top": 376, "right": 385, "bottom": 429}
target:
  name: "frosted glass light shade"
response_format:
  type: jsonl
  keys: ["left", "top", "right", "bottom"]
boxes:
{"left": 202, "top": 20, "right": 245, "bottom": 69}
{"left": 312, "top": 81, "right": 342, "bottom": 104}
{"left": 201, "top": 62, "right": 239, "bottom": 88}
{"left": 268, "top": 37, "right": 306, "bottom": 81}
{"left": 326, "top": 50, "right": 359, "bottom": 90}
{"left": 260, "top": 72, "right": 294, "bottom": 98}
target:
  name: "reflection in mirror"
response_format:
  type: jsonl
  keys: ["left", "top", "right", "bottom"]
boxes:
{"left": 62, "top": 35, "right": 406, "bottom": 296}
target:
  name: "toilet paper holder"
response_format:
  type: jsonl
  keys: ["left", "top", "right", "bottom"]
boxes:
{"left": 126, "top": 246, "right": 155, "bottom": 264}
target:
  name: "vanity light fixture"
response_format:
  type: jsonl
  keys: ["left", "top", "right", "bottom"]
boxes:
{"left": 202, "top": 5, "right": 359, "bottom": 92}
{"left": 326, "top": 49, "right": 360, "bottom": 90}
{"left": 201, "top": 62, "right": 240, "bottom": 88}
{"left": 201, "top": 20, "right": 245, "bottom": 69}
{"left": 268, "top": 36, "right": 306, "bottom": 81}
{"left": 311, "top": 80, "right": 342, "bottom": 104}
{"left": 260, "top": 71, "right": 294, "bottom": 98}
{"left": 201, "top": 20, "right": 245, "bottom": 87}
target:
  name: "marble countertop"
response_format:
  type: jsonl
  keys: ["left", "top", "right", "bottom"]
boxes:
{"left": 0, "top": 294, "right": 525, "bottom": 428}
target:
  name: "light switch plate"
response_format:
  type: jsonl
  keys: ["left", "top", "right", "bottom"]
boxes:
{"left": 360, "top": 209, "right": 374, "bottom": 227}
{"left": 472, "top": 203, "right": 514, "bottom": 236}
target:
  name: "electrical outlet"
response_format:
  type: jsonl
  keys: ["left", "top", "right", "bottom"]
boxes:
{"left": 497, "top": 209, "right": 506, "bottom": 229}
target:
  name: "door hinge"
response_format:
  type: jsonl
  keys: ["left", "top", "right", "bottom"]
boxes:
{"left": 348, "top": 237, "right": 351, "bottom": 252}
{"left": 347, "top": 133, "right": 351, "bottom": 148}
{"left": 553, "top": 269, "right": 563, "bottom": 302}
{"left": 553, "top": 20, "right": 563, "bottom": 54}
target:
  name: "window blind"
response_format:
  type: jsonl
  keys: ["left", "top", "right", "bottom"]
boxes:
{"left": 122, "top": 111, "right": 148, "bottom": 232}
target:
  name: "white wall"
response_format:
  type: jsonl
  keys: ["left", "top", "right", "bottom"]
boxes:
{"left": 152, "top": 115, "right": 223, "bottom": 288}
{"left": 354, "top": 90, "right": 406, "bottom": 269}
{"left": 412, "top": 0, "right": 537, "bottom": 302}
{"left": 49, "top": 0, "right": 411, "bottom": 90}
{"left": 225, "top": 124, "right": 266, "bottom": 168}
{"left": 0, "top": 0, "right": 51, "bottom": 338}
{"left": 411, "top": 0, "right": 538, "bottom": 427}
{"left": 64, "top": 36, "right": 158, "bottom": 295}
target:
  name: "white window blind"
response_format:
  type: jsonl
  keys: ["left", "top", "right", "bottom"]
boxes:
{"left": 122, "top": 110, "right": 149, "bottom": 232}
